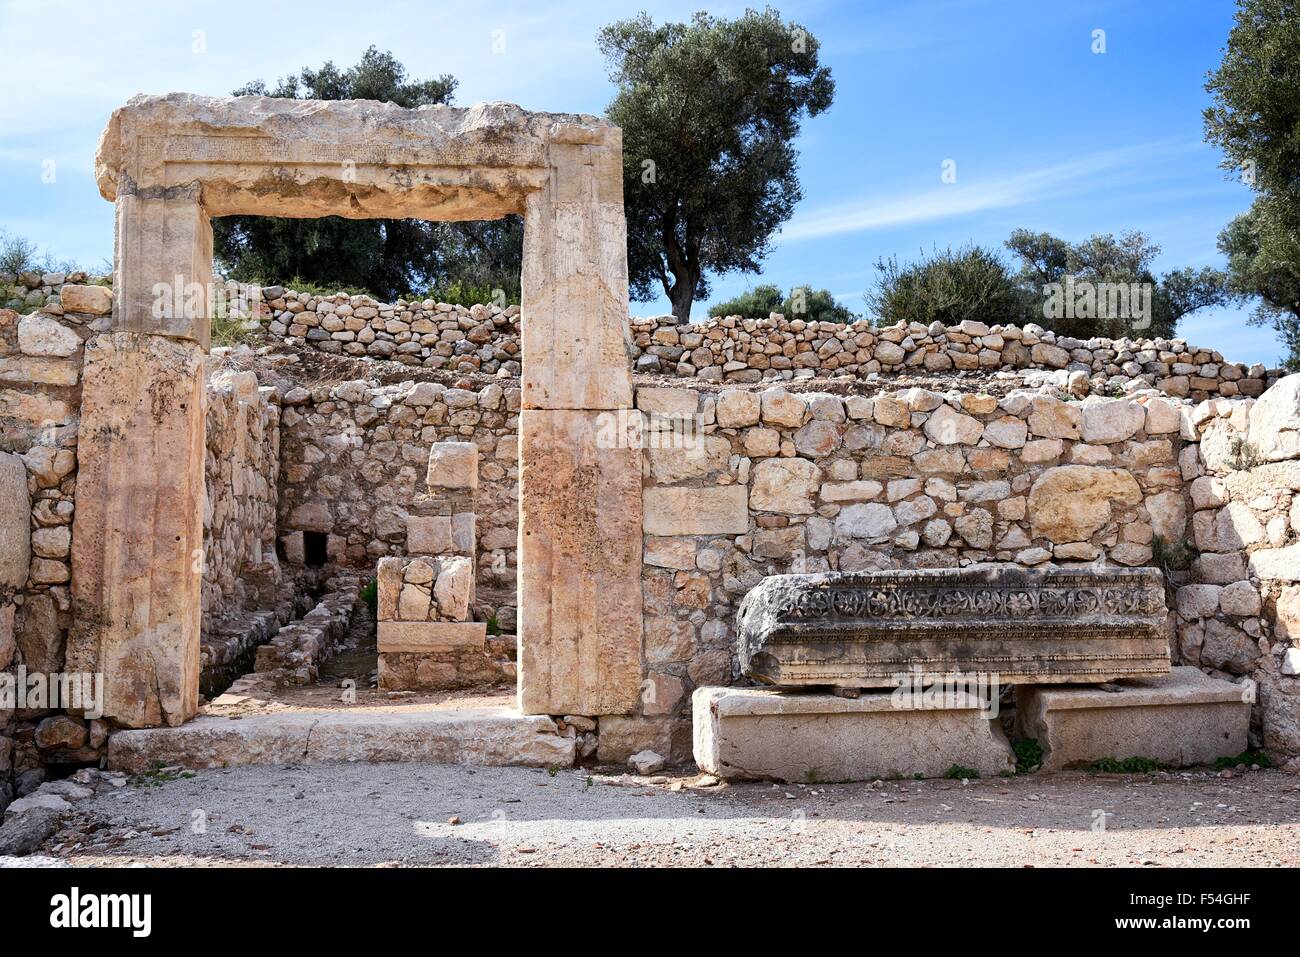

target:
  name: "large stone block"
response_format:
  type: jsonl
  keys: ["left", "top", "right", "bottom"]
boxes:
{"left": 642, "top": 486, "right": 749, "bottom": 535}
{"left": 68, "top": 332, "right": 205, "bottom": 728}
{"left": 1027, "top": 465, "right": 1142, "bottom": 543}
{"left": 0, "top": 451, "right": 30, "bottom": 596}
{"left": 426, "top": 441, "right": 478, "bottom": 491}
{"left": 693, "top": 686, "right": 1014, "bottom": 782}
{"left": 518, "top": 409, "right": 642, "bottom": 715}
{"left": 1014, "top": 667, "right": 1251, "bottom": 770}
{"left": 738, "top": 565, "right": 1169, "bottom": 688}
{"left": 377, "top": 621, "right": 486, "bottom": 653}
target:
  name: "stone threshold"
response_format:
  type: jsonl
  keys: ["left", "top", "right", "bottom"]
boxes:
{"left": 106, "top": 702, "right": 575, "bottom": 772}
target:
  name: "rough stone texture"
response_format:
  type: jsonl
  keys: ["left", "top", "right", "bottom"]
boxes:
{"left": 642, "top": 486, "right": 748, "bottom": 535}
{"left": 518, "top": 409, "right": 642, "bottom": 715}
{"left": 0, "top": 452, "right": 30, "bottom": 596}
{"left": 426, "top": 441, "right": 478, "bottom": 491}
{"left": 1028, "top": 466, "right": 1142, "bottom": 543}
{"left": 738, "top": 565, "right": 1169, "bottom": 687}
{"left": 1246, "top": 372, "right": 1300, "bottom": 462}
{"left": 67, "top": 332, "right": 206, "bottom": 728}
{"left": 1014, "top": 667, "right": 1251, "bottom": 770}
{"left": 693, "top": 686, "right": 1014, "bottom": 782}
{"left": 106, "top": 706, "right": 575, "bottom": 771}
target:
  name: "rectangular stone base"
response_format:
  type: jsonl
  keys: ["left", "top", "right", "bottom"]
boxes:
{"left": 693, "top": 686, "right": 1014, "bottom": 782}
{"left": 1013, "top": 667, "right": 1251, "bottom": 770}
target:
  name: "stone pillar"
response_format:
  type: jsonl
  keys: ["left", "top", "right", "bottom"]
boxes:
{"left": 517, "top": 126, "right": 643, "bottom": 716}
{"left": 68, "top": 333, "right": 206, "bottom": 728}
{"left": 112, "top": 182, "right": 213, "bottom": 348}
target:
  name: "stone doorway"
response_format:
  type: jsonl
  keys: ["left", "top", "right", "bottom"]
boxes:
{"left": 71, "top": 94, "right": 643, "bottom": 728}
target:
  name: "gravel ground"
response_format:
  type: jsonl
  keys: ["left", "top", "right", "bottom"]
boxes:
{"left": 16, "top": 763, "right": 1300, "bottom": 868}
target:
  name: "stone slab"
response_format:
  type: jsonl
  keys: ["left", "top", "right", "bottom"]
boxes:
{"left": 643, "top": 485, "right": 749, "bottom": 536}
{"left": 0, "top": 451, "right": 30, "bottom": 595}
{"left": 693, "top": 686, "right": 1014, "bottom": 782}
{"left": 518, "top": 409, "right": 643, "bottom": 715}
{"left": 738, "top": 564, "right": 1170, "bottom": 688}
{"left": 1013, "top": 666, "right": 1251, "bottom": 770}
{"left": 377, "top": 621, "right": 487, "bottom": 653}
{"left": 106, "top": 704, "right": 574, "bottom": 771}
{"left": 67, "top": 332, "right": 205, "bottom": 728}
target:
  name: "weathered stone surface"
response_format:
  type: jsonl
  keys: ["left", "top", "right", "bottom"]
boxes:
{"left": 1246, "top": 372, "right": 1300, "bottom": 462}
{"left": 715, "top": 389, "right": 761, "bottom": 428}
{"left": 750, "top": 458, "right": 820, "bottom": 514}
{"left": 923, "top": 404, "right": 983, "bottom": 445}
{"left": 1080, "top": 400, "right": 1145, "bottom": 444}
{"left": 67, "top": 332, "right": 205, "bottom": 728}
{"left": 738, "top": 565, "right": 1169, "bottom": 687}
{"left": 426, "top": 441, "right": 478, "bottom": 491}
{"left": 377, "top": 621, "right": 487, "bottom": 652}
{"left": 693, "top": 687, "right": 1014, "bottom": 782}
{"left": 642, "top": 485, "right": 748, "bottom": 535}
{"left": 17, "top": 314, "right": 80, "bottom": 357}
{"left": 1248, "top": 543, "right": 1300, "bottom": 582}
{"left": 518, "top": 410, "right": 642, "bottom": 715}
{"left": 0, "top": 807, "right": 62, "bottom": 856}
{"left": 107, "top": 705, "right": 575, "bottom": 770}
{"left": 1027, "top": 465, "right": 1142, "bottom": 543}
{"left": 1014, "top": 668, "right": 1250, "bottom": 770}
{"left": 0, "top": 452, "right": 30, "bottom": 595}
{"left": 58, "top": 283, "right": 113, "bottom": 315}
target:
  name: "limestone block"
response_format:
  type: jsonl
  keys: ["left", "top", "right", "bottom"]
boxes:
{"left": 433, "top": 555, "right": 473, "bottom": 621}
{"left": 17, "top": 314, "right": 81, "bottom": 357}
{"left": 406, "top": 515, "right": 453, "bottom": 555}
{"left": 518, "top": 409, "right": 642, "bottom": 716}
{"left": 377, "top": 621, "right": 486, "bottom": 652}
{"left": 693, "top": 687, "right": 1014, "bottom": 782}
{"left": 1080, "top": 399, "right": 1145, "bottom": 444}
{"left": 68, "top": 332, "right": 205, "bottom": 728}
{"left": 59, "top": 283, "right": 113, "bottom": 315}
{"left": 749, "top": 458, "right": 820, "bottom": 514}
{"left": 715, "top": 389, "right": 761, "bottom": 428}
{"left": 1027, "top": 465, "right": 1142, "bottom": 543}
{"left": 1013, "top": 667, "right": 1251, "bottom": 770}
{"left": 0, "top": 452, "right": 30, "bottom": 594}
{"left": 426, "top": 441, "right": 478, "bottom": 491}
{"left": 1246, "top": 372, "right": 1300, "bottom": 462}
{"left": 1248, "top": 543, "right": 1300, "bottom": 582}
{"left": 642, "top": 486, "right": 748, "bottom": 535}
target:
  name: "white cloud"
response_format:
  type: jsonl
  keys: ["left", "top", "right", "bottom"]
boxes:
{"left": 779, "top": 141, "right": 1200, "bottom": 243}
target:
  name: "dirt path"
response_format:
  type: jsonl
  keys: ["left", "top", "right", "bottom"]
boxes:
{"left": 17, "top": 763, "right": 1300, "bottom": 868}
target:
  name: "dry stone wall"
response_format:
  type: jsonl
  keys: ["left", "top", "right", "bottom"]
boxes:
{"left": 0, "top": 290, "right": 104, "bottom": 811}
{"left": 248, "top": 283, "right": 1280, "bottom": 400}
{"left": 1175, "top": 375, "right": 1300, "bottom": 768}
{"left": 610, "top": 382, "right": 1201, "bottom": 762}
{"left": 277, "top": 377, "right": 519, "bottom": 627}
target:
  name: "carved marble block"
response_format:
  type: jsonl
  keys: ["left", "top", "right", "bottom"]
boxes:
{"left": 737, "top": 565, "right": 1170, "bottom": 688}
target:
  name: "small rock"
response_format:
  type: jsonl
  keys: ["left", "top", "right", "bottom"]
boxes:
{"left": 629, "top": 749, "right": 666, "bottom": 775}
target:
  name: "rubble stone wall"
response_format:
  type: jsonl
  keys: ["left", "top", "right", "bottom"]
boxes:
{"left": 276, "top": 377, "right": 519, "bottom": 627}
{"left": 611, "top": 382, "right": 1202, "bottom": 762}
{"left": 1176, "top": 378, "right": 1300, "bottom": 767}
{"left": 0, "top": 292, "right": 103, "bottom": 811}
{"left": 253, "top": 284, "right": 1280, "bottom": 400}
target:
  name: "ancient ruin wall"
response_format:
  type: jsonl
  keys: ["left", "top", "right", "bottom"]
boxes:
{"left": 276, "top": 377, "right": 519, "bottom": 627}
{"left": 0, "top": 288, "right": 104, "bottom": 809}
{"left": 252, "top": 284, "right": 1280, "bottom": 400}
{"left": 1175, "top": 381, "right": 1300, "bottom": 765}
{"left": 202, "top": 368, "right": 282, "bottom": 632}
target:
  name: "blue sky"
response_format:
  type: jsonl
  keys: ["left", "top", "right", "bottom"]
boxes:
{"left": 0, "top": 0, "right": 1285, "bottom": 366}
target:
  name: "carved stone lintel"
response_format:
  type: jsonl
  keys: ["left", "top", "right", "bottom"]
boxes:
{"left": 737, "top": 565, "right": 1170, "bottom": 688}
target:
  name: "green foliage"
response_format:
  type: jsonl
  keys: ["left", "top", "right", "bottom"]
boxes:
{"left": 1151, "top": 534, "right": 1196, "bottom": 572}
{"left": 1013, "top": 739, "right": 1043, "bottom": 774}
{"left": 1005, "top": 228, "right": 1229, "bottom": 340}
{"left": 1213, "top": 750, "right": 1272, "bottom": 771}
{"left": 485, "top": 615, "right": 501, "bottom": 637}
{"left": 709, "top": 282, "right": 857, "bottom": 323}
{"left": 867, "top": 244, "right": 1029, "bottom": 327}
{"left": 214, "top": 49, "right": 522, "bottom": 302}
{"left": 210, "top": 313, "right": 262, "bottom": 348}
{"left": 360, "top": 579, "right": 378, "bottom": 615}
{"left": 601, "top": 8, "right": 834, "bottom": 322}
{"left": 943, "top": 764, "right": 980, "bottom": 780}
{"left": 1086, "top": 756, "right": 1166, "bottom": 774}
{"left": 1205, "top": 0, "right": 1300, "bottom": 369}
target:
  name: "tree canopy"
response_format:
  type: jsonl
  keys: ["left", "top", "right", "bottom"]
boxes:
{"left": 214, "top": 47, "right": 522, "bottom": 302}
{"left": 600, "top": 8, "right": 834, "bottom": 322}
{"left": 710, "top": 283, "right": 858, "bottom": 323}
{"left": 1205, "top": 0, "right": 1300, "bottom": 369}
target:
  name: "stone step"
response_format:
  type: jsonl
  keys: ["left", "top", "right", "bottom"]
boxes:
{"left": 106, "top": 705, "right": 574, "bottom": 773}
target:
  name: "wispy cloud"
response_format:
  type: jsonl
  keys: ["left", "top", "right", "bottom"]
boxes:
{"left": 779, "top": 141, "right": 1200, "bottom": 243}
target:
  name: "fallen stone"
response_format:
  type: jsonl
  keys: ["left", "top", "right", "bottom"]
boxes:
{"left": 629, "top": 749, "right": 666, "bottom": 775}
{"left": 0, "top": 807, "right": 61, "bottom": 856}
